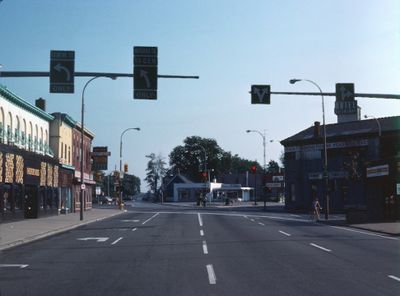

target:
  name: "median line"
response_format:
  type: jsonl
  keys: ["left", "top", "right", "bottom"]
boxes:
{"left": 310, "top": 243, "right": 331, "bottom": 252}
{"left": 206, "top": 264, "right": 217, "bottom": 284}
{"left": 200, "top": 230, "right": 204, "bottom": 236}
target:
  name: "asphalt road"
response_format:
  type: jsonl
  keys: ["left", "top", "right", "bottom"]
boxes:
{"left": 0, "top": 202, "right": 399, "bottom": 296}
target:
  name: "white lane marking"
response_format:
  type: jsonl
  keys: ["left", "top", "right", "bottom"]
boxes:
{"left": 121, "top": 219, "right": 140, "bottom": 223}
{"left": 111, "top": 237, "right": 124, "bottom": 245}
{"left": 250, "top": 219, "right": 255, "bottom": 222}
{"left": 330, "top": 226, "right": 399, "bottom": 241}
{"left": 142, "top": 212, "right": 160, "bottom": 225}
{"left": 77, "top": 237, "right": 109, "bottom": 242}
{"left": 202, "top": 240, "right": 208, "bottom": 254}
{"left": 279, "top": 230, "right": 291, "bottom": 236}
{"left": 198, "top": 213, "right": 203, "bottom": 227}
{"left": 243, "top": 216, "right": 249, "bottom": 219}
{"left": 200, "top": 230, "right": 204, "bottom": 236}
{"left": 310, "top": 243, "right": 332, "bottom": 252}
{"left": 132, "top": 228, "right": 137, "bottom": 232}
{"left": 388, "top": 275, "right": 400, "bottom": 282}
{"left": 206, "top": 264, "right": 217, "bottom": 284}
{"left": 258, "top": 222, "right": 265, "bottom": 226}
{"left": 0, "top": 264, "right": 29, "bottom": 269}
{"left": 290, "top": 214, "right": 301, "bottom": 218}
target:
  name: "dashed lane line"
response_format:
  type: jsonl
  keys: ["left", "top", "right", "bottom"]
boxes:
{"left": 198, "top": 213, "right": 203, "bottom": 227}
{"left": 111, "top": 237, "right": 124, "bottom": 245}
{"left": 388, "top": 275, "right": 400, "bottom": 282}
{"left": 132, "top": 228, "right": 137, "bottom": 232}
{"left": 258, "top": 222, "right": 265, "bottom": 226}
{"left": 0, "top": 264, "right": 29, "bottom": 269}
{"left": 142, "top": 212, "right": 160, "bottom": 225}
{"left": 310, "top": 243, "right": 332, "bottom": 252}
{"left": 279, "top": 230, "right": 291, "bottom": 236}
{"left": 200, "top": 230, "right": 204, "bottom": 236}
{"left": 206, "top": 264, "right": 217, "bottom": 284}
{"left": 202, "top": 240, "right": 209, "bottom": 254}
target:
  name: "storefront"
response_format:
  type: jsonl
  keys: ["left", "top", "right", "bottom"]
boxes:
{"left": 59, "top": 165, "right": 74, "bottom": 214}
{"left": 0, "top": 144, "right": 59, "bottom": 221}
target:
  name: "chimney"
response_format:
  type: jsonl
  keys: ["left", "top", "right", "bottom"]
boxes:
{"left": 314, "top": 121, "right": 321, "bottom": 137}
{"left": 35, "top": 98, "right": 46, "bottom": 111}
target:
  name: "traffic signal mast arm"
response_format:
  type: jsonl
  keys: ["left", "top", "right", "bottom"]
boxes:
{"left": 0, "top": 71, "right": 200, "bottom": 80}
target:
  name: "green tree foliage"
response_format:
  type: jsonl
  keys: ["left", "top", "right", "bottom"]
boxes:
{"left": 168, "top": 136, "right": 262, "bottom": 181}
{"left": 145, "top": 153, "right": 167, "bottom": 193}
{"left": 266, "top": 160, "right": 280, "bottom": 174}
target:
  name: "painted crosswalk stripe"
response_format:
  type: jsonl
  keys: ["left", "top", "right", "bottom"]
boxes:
{"left": 206, "top": 264, "right": 217, "bottom": 284}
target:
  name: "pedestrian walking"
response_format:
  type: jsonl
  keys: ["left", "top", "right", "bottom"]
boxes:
{"left": 312, "top": 198, "right": 322, "bottom": 221}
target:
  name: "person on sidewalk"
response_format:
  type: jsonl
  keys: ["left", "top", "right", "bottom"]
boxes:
{"left": 312, "top": 198, "right": 322, "bottom": 221}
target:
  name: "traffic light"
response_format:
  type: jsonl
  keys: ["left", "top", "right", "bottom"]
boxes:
{"left": 251, "top": 164, "right": 257, "bottom": 173}
{"left": 124, "top": 163, "right": 128, "bottom": 173}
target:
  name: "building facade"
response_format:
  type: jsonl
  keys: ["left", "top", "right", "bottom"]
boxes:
{"left": 72, "top": 123, "right": 95, "bottom": 212}
{"left": 281, "top": 117, "right": 400, "bottom": 222}
{"left": 50, "top": 112, "right": 76, "bottom": 213}
{"left": 0, "top": 85, "right": 59, "bottom": 221}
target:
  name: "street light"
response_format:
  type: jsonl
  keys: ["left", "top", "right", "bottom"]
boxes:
{"left": 119, "top": 127, "right": 141, "bottom": 209}
{"left": 290, "top": 78, "right": 329, "bottom": 220}
{"left": 80, "top": 75, "right": 117, "bottom": 221}
{"left": 246, "top": 130, "right": 274, "bottom": 172}
{"left": 364, "top": 115, "right": 381, "bottom": 137}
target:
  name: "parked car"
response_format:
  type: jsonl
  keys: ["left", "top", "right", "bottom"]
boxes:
{"left": 98, "top": 196, "right": 113, "bottom": 205}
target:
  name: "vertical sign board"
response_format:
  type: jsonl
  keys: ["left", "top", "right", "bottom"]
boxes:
{"left": 334, "top": 83, "right": 357, "bottom": 115}
{"left": 134, "top": 46, "right": 158, "bottom": 100}
{"left": 251, "top": 85, "right": 271, "bottom": 104}
{"left": 50, "top": 50, "right": 75, "bottom": 93}
{"left": 91, "top": 146, "right": 111, "bottom": 171}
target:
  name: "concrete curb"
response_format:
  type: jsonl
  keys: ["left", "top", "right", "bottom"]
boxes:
{"left": 0, "top": 210, "right": 126, "bottom": 251}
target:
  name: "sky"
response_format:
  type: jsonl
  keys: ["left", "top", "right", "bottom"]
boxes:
{"left": 1, "top": 0, "right": 399, "bottom": 191}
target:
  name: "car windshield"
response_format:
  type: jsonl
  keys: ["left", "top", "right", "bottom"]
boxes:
{"left": 1, "top": 1, "right": 399, "bottom": 296}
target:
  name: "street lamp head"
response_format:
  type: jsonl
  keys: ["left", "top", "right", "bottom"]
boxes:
{"left": 289, "top": 79, "right": 301, "bottom": 84}
{"left": 134, "top": 127, "right": 140, "bottom": 131}
{"left": 246, "top": 130, "right": 251, "bottom": 133}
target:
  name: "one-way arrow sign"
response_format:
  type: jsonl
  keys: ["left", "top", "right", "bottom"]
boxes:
{"left": 251, "top": 85, "right": 271, "bottom": 104}
{"left": 50, "top": 50, "right": 75, "bottom": 93}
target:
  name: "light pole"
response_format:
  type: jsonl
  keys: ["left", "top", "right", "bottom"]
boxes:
{"left": 364, "top": 115, "right": 381, "bottom": 137}
{"left": 289, "top": 79, "right": 329, "bottom": 220}
{"left": 196, "top": 144, "right": 208, "bottom": 199}
{"left": 80, "top": 75, "right": 116, "bottom": 221}
{"left": 246, "top": 130, "right": 274, "bottom": 172}
{"left": 119, "top": 127, "right": 140, "bottom": 209}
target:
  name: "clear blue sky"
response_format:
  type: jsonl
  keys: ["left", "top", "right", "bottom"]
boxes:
{"left": 1, "top": 0, "right": 399, "bottom": 191}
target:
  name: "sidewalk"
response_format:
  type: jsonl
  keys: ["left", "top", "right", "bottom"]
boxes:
{"left": 0, "top": 208, "right": 126, "bottom": 251}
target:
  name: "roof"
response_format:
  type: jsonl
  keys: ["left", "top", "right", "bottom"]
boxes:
{"left": 281, "top": 116, "right": 400, "bottom": 146}
{"left": 51, "top": 112, "right": 77, "bottom": 128}
{"left": 74, "top": 122, "right": 96, "bottom": 139}
{"left": 165, "top": 174, "right": 193, "bottom": 188}
{"left": 0, "top": 84, "right": 54, "bottom": 122}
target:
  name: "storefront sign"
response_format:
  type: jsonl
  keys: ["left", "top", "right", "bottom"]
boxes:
{"left": 27, "top": 167, "right": 40, "bottom": 176}
{"left": 367, "top": 164, "right": 389, "bottom": 178}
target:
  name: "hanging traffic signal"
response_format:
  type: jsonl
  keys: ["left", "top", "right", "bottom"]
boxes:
{"left": 251, "top": 164, "right": 257, "bottom": 173}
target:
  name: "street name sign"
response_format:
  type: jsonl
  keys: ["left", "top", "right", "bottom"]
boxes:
{"left": 251, "top": 85, "right": 270, "bottom": 104}
{"left": 50, "top": 50, "right": 75, "bottom": 93}
{"left": 134, "top": 46, "right": 158, "bottom": 100}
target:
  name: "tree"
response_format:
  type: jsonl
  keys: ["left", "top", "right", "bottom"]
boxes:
{"left": 266, "top": 160, "right": 280, "bottom": 174}
{"left": 169, "top": 136, "right": 225, "bottom": 182}
{"left": 121, "top": 174, "right": 141, "bottom": 196}
{"left": 168, "top": 136, "right": 264, "bottom": 181}
{"left": 145, "top": 153, "right": 167, "bottom": 194}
